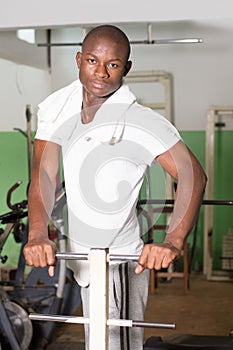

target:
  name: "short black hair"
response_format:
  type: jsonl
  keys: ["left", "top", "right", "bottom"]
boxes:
{"left": 82, "top": 24, "right": 131, "bottom": 60}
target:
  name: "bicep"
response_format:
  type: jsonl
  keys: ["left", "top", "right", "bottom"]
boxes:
{"left": 31, "top": 139, "right": 61, "bottom": 186}
{"left": 156, "top": 140, "right": 202, "bottom": 181}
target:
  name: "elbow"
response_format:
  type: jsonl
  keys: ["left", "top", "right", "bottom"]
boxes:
{"left": 204, "top": 172, "right": 208, "bottom": 187}
{"left": 199, "top": 169, "right": 208, "bottom": 194}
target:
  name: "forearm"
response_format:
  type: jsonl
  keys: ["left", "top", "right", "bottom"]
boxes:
{"left": 27, "top": 140, "right": 60, "bottom": 242}
{"left": 28, "top": 170, "right": 56, "bottom": 241}
{"left": 136, "top": 141, "right": 207, "bottom": 274}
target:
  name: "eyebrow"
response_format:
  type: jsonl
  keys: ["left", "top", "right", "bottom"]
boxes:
{"left": 84, "top": 52, "right": 123, "bottom": 62}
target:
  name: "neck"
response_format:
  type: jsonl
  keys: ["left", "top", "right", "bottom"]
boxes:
{"left": 81, "top": 89, "right": 109, "bottom": 124}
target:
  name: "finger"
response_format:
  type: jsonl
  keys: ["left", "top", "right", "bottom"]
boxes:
{"left": 23, "top": 246, "right": 33, "bottom": 265}
{"left": 24, "top": 251, "right": 33, "bottom": 265}
{"left": 146, "top": 253, "right": 156, "bottom": 270}
{"left": 48, "top": 265, "right": 55, "bottom": 277}
{"left": 29, "top": 252, "right": 41, "bottom": 267}
{"left": 46, "top": 253, "right": 56, "bottom": 267}
{"left": 136, "top": 244, "right": 153, "bottom": 274}
{"left": 161, "top": 256, "right": 172, "bottom": 269}
{"left": 161, "top": 252, "right": 177, "bottom": 269}
{"left": 155, "top": 250, "right": 173, "bottom": 270}
{"left": 38, "top": 251, "right": 48, "bottom": 267}
{"left": 138, "top": 246, "right": 150, "bottom": 266}
{"left": 45, "top": 244, "right": 56, "bottom": 266}
{"left": 153, "top": 251, "right": 165, "bottom": 270}
{"left": 135, "top": 262, "right": 145, "bottom": 274}
{"left": 154, "top": 259, "right": 163, "bottom": 271}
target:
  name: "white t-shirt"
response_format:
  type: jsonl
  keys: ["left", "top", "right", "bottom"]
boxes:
{"left": 35, "top": 79, "right": 181, "bottom": 286}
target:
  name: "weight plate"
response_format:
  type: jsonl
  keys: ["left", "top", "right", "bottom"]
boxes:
{"left": 4, "top": 301, "right": 33, "bottom": 350}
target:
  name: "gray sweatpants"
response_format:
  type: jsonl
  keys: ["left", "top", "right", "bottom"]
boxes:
{"left": 81, "top": 261, "right": 150, "bottom": 350}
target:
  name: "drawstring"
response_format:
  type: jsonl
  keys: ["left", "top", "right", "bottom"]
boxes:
{"left": 107, "top": 101, "right": 135, "bottom": 145}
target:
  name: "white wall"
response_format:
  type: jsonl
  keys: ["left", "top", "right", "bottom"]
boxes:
{"left": 0, "top": 58, "right": 50, "bottom": 131}
{"left": 48, "top": 20, "right": 233, "bottom": 131}
{"left": 0, "top": 30, "right": 48, "bottom": 69}
{"left": 1, "top": 0, "right": 233, "bottom": 29}
{"left": 49, "top": 27, "right": 83, "bottom": 91}
{"left": 0, "top": 19, "right": 233, "bottom": 131}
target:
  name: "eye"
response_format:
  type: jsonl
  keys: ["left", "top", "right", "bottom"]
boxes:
{"left": 87, "top": 58, "right": 96, "bottom": 64}
{"left": 109, "top": 63, "right": 119, "bottom": 68}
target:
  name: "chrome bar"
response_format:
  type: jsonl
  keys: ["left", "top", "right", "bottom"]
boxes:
{"left": 132, "top": 320, "right": 175, "bottom": 329}
{"left": 108, "top": 254, "right": 139, "bottom": 262}
{"left": 29, "top": 313, "right": 89, "bottom": 324}
{"left": 29, "top": 313, "right": 175, "bottom": 329}
{"left": 107, "top": 319, "right": 175, "bottom": 329}
{"left": 55, "top": 252, "right": 140, "bottom": 262}
{"left": 56, "top": 252, "right": 88, "bottom": 260}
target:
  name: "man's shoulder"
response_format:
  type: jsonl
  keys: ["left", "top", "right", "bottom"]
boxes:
{"left": 37, "top": 79, "right": 82, "bottom": 118}
{"left": 54, "top": 79, "right": 81, "bottom": 94}
{"left": 128, "top": 100, "right": 164, "bottom": 120}
{"left": 40, "top": 80, "right": 81, "bottom": 106}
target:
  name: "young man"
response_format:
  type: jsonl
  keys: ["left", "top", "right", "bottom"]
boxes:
{"left": 24, "top": 25, "right": 207, "bottom": 349}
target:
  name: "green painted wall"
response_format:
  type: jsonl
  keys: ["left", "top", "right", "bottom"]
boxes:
{"left": 180, "top": 131, "right": 206, "bottom": 272}
{"left": 138, "top": 130, "right": 233, "bottom": 271}
{"left": 0, "top": 131, "right": 29, "bottom": 267}
{"left": 181, "top": 130, "right": 233, "bottom": 270}
{"left": 0, "top": 130, "right": 232, "bottom": 271}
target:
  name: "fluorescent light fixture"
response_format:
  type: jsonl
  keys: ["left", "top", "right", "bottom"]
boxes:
{"left": 17, "top": 29, "right": 35, "bottom": 44}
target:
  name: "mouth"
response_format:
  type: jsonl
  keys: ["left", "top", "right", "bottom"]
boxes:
{"left": 90, "top": 80, "right": 108, "bottom": 89}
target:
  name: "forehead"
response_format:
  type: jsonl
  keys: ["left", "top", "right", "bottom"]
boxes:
{"left": 82, "top": 35, "right": 128, "bottom": 60}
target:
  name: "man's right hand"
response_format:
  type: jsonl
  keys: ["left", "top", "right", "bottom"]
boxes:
{"left": 23, "top": 238, "right": 56, "bottom": 277}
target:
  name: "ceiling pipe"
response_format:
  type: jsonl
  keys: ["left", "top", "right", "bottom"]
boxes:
{"left": 37, "top": 22, "right": 203, "bottom": 47}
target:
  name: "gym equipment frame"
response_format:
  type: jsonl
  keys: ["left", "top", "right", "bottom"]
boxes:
{"left": 0, "top": 182, "right": 81, "bottom": 349}
{"left": 204, "top": 105, "right": 233, "bottom": 281}
{"left": 125, "top": 70, "right": 173, "bottom": 123}
{"left": 30, "top": 249, "right": 175, "bottom": 350}
{"left": 125, "top": 71, "right": 182, "bottom": 290}
{"left": 125, "top": 70, "right": 174, "bottom": 204}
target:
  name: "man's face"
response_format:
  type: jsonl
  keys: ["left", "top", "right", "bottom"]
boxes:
{"left": 76, "top": 35, "right": 131, "bottom": 99}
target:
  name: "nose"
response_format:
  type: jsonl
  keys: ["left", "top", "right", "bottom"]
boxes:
{"left": 95, "top": 64, "right": 109, "bottom": 78}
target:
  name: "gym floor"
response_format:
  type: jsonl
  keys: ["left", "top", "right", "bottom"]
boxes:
{"left": 47, "top": 273, "right": 233, "bottom": 349}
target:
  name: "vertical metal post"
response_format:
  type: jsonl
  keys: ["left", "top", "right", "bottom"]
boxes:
{"left": 204, "top": 105, "right": 233, "bottom": 280}
{"left": 25, "top": 104, "right": 32, "bottom": 180}
{"left": 204, "top": 108, "right": 215, "bottom": 277}
{"left": 89, "top": 248, "right": 109, "bottom": 350}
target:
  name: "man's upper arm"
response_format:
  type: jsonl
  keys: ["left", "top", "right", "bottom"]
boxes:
{"left": 155, "top": 140, "right": 204, "bottom": 181}
{"left": 31, "top": 139, "right": 61, "bottom": 186}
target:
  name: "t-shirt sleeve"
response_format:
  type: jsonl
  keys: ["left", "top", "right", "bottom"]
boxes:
{"left": 35, "top": 106, "right": 63, "bottom": 145}
{"left": 146, "top": 116, "right": 182, "bottom": 165}
{"left": 34, "top": 81, "right": 80, "bottom": 145}
{"left": 127, "top": 105, "right": 182, "bottom": 166}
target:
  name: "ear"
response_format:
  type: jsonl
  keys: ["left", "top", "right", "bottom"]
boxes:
{"left": 76, "top": 52, "right": 82, "bottom": 68}
{"left": 123, "top": 60, "right": 132, "bottom": 77}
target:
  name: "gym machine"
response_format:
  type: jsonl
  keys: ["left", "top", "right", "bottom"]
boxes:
{"left": 30, "top": 248, "right": 175, "bottom": 350}
{"left": 204, "top": 105, "right": 233, "bottom": 281}
{"left": 29, "top": 249, "right": 233, "bottom": 350}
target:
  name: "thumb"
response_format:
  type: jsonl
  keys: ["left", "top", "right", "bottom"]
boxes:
{"left": 135, "top": 263, "right": 145, "bottom": 274}
{"left": 48, "top": 265, "right": 55, "bottom": 277}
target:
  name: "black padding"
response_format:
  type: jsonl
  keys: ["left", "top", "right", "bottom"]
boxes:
{"left": 144, "top": 335, "right": 233, "bottom": 349}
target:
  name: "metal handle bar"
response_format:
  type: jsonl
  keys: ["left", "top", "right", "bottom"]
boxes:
{"left": 51, "top": 190, "right": 66, "bottom": 220}
{"left": 56, "top": 252, "right": 140, "bottom": 262}
{"left": 7, "top": 181, "right": 22, "bottom": 209}
{"left": 137, "top": 199, "right": 233, "bottom": 206}
{"left": 25, "top": 104, "right": 32, "bottom": 123}
{"left": 137, "top": 206, "right": 153, "bottom": 242}
{"left": 0, "top": 181, "right": 28, "bottom": 224}
{"left": 31, "top": 249, "right": 176, "bottom": 349}
{"left": 29, "top": 313, "right": 175, "bottom": 330}
{"left": 0, "top": 210, "right": 28, "bottom": 224}
{"left": 6, "top": 181, "right": 28, "bottom": 211}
